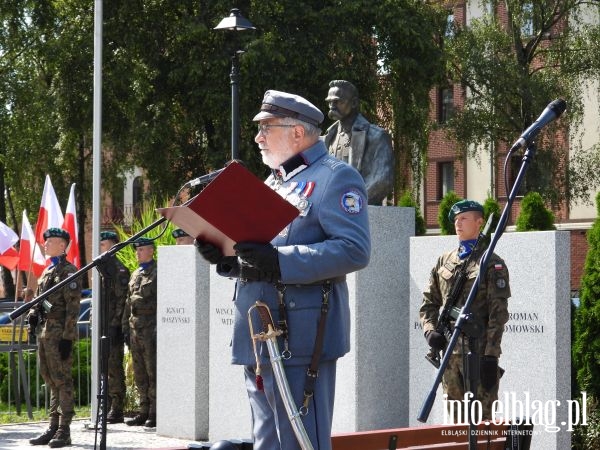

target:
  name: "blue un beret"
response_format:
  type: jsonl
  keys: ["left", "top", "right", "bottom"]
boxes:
{"left": 43, "top": 227, "right": 70, "bottom": 242}
{"left": 100, "top": 231, "right": 119, "bottom": 242}
{"left": 448, "top": 200, "right": 484, "bottom": 221}
{"left": 253, "top": 90, "right": 324, "bottom": 126}
{"left": 171, "top": 228, "right": 189, "bottom": 239}
{"left": 132, "top": 237, "right": 155, "bottom": 248}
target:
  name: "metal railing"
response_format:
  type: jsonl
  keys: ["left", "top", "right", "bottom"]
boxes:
{"left": 0, "top": 303, "right": 93, "bottom": 419}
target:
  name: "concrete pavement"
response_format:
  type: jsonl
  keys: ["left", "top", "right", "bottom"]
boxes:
{"left": 0, "top": 419, "right": 213, "bottom": 450}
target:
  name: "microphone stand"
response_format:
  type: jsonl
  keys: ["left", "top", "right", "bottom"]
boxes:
{"left": 9, "top": 170, "right": 221, "bottom": 449}
{"left": 417, "top": 142, "right": 537, "bottom": 450}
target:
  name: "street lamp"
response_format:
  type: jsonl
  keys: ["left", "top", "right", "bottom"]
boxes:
{"left": 214, "top": 8, "right": 255, "bottom": 161}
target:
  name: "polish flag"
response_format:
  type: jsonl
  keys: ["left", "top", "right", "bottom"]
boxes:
{"left": 18, "top": 210, "right": 46, "bottom": 277}
{"left": 34, "top": 175, "right": 64, "bottom": 246}
{"left": 0, "top": 220, "right": 19, "bottom": 270}
{"left": 62, "top": 184, "right": 80, "bottom": 268}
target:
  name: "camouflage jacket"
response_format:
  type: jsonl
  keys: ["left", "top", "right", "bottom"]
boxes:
{"left": 31, "top": 255, "right": 81, "bottom": 341}
{"left": 420, "top": 248, "right": 510, "bottom": 357}
{"left": 122, "top": 260, "right": 157, "bottom": 331}
{"left": 104, "top": 256, "right": 130, "bottom": 329}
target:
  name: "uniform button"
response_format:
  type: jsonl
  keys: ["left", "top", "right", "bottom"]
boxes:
{"left": 288, "top": 301, "right": 296, "bottom": 308}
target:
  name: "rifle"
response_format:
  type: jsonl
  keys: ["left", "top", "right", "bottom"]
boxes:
{"left": 425, "top": 213, "right": 494, "bottom": 368}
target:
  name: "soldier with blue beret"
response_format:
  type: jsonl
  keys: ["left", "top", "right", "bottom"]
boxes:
{"left": 448, "top": 199, "right": 485, "bottom": 222}
{"left": 132, "top": 237, "right": 155, "bottom": 248}
{"left": 172, "top": 228, "right": 194, "bottom": 245}
{"left": 28, "top": 227, "right": 81, "bottom": 447}
{"left": 123, "top": 236, "right": 157, "bottom": 427}
{"left": 420, "top": 199, "right": 510, "bottom": 422}
{"left": 99, "top": 231, "right": 130, "bottom": 423}
{"left": 196, "top": 90, "right": 371, "bottom": 449}
{"left": 43, "top": 227, "right": 70, "bottom": 242}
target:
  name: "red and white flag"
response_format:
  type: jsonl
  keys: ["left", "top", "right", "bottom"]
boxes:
{"left": 62, "top": 184, "right": 80, "bottom": 268}
{"left": 18, "top": 210, "right": 46, "bottom": 277}
{"left": 0, "top": 220, "right": 19, "bottom": 270}
{"left": 34, "top": 175, "right": 64, "bottom": 245}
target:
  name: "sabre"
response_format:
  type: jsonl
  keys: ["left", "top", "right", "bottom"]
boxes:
{"left": 248, "top": 301, "right": 314, "bottom": 450}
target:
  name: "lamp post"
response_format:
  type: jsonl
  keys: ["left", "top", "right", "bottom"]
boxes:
{"left": 214, "top": 8, "right": 255, "bottom": 161}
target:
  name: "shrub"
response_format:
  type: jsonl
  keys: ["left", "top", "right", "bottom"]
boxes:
{"left": 438, "top": 191, "right": 462, "bottom": 235}
{"left": 515, "top": 191, "right": 555, "bottom": 231}
{"left": 573, "top": 191, "right": 600, "bottom": 400}
{"left": 397, "top": 190, "right": 426, "bottom": 236}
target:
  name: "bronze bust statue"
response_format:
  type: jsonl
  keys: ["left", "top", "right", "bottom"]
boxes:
{"left": 323, "top": 80, "right": 394, "bottom": 205}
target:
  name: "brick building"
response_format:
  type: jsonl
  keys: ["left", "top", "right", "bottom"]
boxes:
{"left": 421, "top": 1, "right": 598, "bottom": 292}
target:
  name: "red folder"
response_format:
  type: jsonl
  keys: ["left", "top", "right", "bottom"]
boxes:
{"left": 157, "top": 162, "right": 299, "bottom": 256}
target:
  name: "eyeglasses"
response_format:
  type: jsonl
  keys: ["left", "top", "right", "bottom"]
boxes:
{"left": 256, "top": 123, "right": 295, "bottom": 135}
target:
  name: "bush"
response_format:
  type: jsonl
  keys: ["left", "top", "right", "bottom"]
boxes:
{"left": 438, "top": 191, "right": 462, "bottom": 235}
{"left": 515, "top": 191, "right": 555, "bottom": 231}
{"left": 573, "top": 191, "right": 600, "bottom": 400}
{"left": 482, "top": 197, "right": 501, "bottom": 233}
{"left": 397, "top": 190, "right": 426, "bottom": 236}
{"left": 113, "top": 197, "right": 177, "bottom": 272}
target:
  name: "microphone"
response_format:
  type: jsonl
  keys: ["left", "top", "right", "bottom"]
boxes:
{"left": 185, "top": 167, "right": 226, "bottom": 187}
{"left": 509, "top": 99, "right": 567, "bottom": 152}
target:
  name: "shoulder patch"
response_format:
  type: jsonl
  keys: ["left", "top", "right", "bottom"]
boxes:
{"left": 340, "top": 190, "right": 363, "bottom": 214}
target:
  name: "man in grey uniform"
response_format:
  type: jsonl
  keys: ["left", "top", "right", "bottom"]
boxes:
{"left": 196, "top": 90, "right": 371, "bottom": 449}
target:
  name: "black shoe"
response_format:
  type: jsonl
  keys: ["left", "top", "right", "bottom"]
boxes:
{"left": 29, "top": 426, "right": 58, "bottom": 446}
{"left": 125, "top": 414, "right": 148, "bottom": 426}
{"left": 144, "top": 415, "right": 156, "bottom": 428}
{"left": 106, "top": 410, "right": 124, "bottom": 424}
{"left": 48, "top": 426, "right": 71, "bottom": 448}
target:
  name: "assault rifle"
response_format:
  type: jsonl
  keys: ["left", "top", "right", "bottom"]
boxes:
{"left": 425, "top": 213, "right": 494, "bottom": 368}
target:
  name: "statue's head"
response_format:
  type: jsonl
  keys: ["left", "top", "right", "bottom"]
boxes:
{"left": 325, "top": 80, "right": 359, "bottom": 121}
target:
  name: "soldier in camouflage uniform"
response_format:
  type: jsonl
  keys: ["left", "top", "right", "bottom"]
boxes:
{"left": 99, "top": 231, "right": 130, "bottom": 423}
{"left": 172, "top": 228, "right": 194, "bottom": 245}
{"left": 420, "top": 200, "right": 510, "bottom": 422}
{"left": 28, "top": 228, "right": 81, "bottom": 448}
{"left": 122, "top": 237, "right": 157, "bottom": 428}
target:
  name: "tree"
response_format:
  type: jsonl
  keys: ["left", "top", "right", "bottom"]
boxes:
{"left": 442, "top": 0, "right": 600, "bottom": 207}
{"left": 0, "top": 0, "right": 446, "bottom": 267}
{"left": 515, "top": 191, "right": 556, "bottom": 231}
{"left": 573, "top": 192, "right": 600, "bottom": 400}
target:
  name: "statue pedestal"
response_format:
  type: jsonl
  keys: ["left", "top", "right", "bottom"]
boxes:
{"left": 157, "top": 206, "right": 415, "bottom": 441}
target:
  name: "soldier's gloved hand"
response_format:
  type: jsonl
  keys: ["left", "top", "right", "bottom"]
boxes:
{"left": 194, "top": 240, "right": 224, "bottom": 264}
{"left": 425, "top": 330, "right": 446, "bottom": 352}
{"left": 480, "top": 355, "right": 499, "bottom": 390}
{"left": 27, "top": 314, "right": 38, "bottom": 329}
{"left": 234, "top": 242, "right": 280, "bottom": 273}
{"left": 58, "top": 339, "right": 72, "bottom": 360}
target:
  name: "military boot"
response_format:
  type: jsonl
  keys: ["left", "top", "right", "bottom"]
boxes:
{"left": 48, "top": 425, "right": 71, "bottom": 448}
{"left": 106, "top": 409, "right": 124, "bottom": 424}
{"left": 28, "top": 425, "right": 58, "bottom": 445}
{"left": 125, "top": 414, "right": 148, "bottom": 426}
{"left": 144, "top": 414, "right": 156, "bottom": 428}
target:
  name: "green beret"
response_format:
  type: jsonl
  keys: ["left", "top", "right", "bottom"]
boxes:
{"left": 100, "top": 231, "right": 119, "bottom": 242}
{"left": 43, "top": 227, "right": 70, "bottom": 242}
{"left": 448, "top": 200, "right": 484, "bottom": 221}
{"left": 171, "top": 228, "right": 189, "bottom": 239}
{"left": 132, "top": 237, "right": 155, "bottom": 248}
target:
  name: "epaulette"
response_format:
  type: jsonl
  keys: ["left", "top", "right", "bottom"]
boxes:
{"left": 321, "top": 156, "right": 345, "bottom": 171}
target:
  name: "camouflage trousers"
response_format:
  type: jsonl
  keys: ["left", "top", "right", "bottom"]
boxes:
{"left": 108, "top": 339, "right": 126, "bottom": 412}
{"left": 442, "top": 353, "right": 501, "bottom": 424}
{"left": 130, "top": 325, "right": 156, "bottom": 415}
{"left": 38, "top": 337, "right": 75, "bottom": 426}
